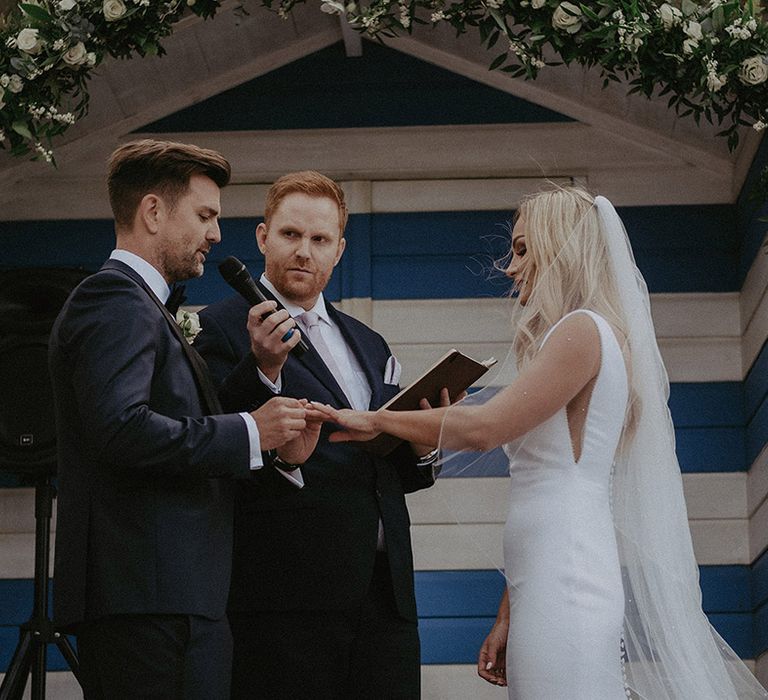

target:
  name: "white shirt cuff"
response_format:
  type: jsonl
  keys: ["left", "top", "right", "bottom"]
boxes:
{"left": 257, "top": 368, "right": 282, "bottom": 393}
{"left": 239, "top": 412, "right": 263, "bottom": 469}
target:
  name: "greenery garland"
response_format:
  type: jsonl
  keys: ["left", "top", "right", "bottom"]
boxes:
{"left": 0, "top": 0, "right": 221, "bottom": 162}
{"left": 0, "top": 0, "right": 766, "bottom": 169}
{"left": 306, "top": 0, "right": 768, "bottom": 152}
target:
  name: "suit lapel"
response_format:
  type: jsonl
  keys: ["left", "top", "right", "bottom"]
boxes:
{"left": 253, "top": 282, "right": 351, "bottom": 408}
{"left": 101, "top": 260, "right": 223, "bottom": 415}
{"left": 326, "top": 303, "right": 383, "bottom": 410}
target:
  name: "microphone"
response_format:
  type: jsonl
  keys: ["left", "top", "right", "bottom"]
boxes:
{"left": 218, "top": 256, "right": 307, "bottom": 357}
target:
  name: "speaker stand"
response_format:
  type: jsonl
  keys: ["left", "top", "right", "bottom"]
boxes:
{"left": 0, "top": 475, "right": 80, "bottom": 700}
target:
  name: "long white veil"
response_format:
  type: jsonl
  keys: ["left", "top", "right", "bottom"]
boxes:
{"left": 433, "top": 193, "right": 767, "bottom": 698}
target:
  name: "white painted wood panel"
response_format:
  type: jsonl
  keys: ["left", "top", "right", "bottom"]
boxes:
{"left": 750, "top": 495, "right": 768, "bottom": 563}
{"left": 421, "top": 665, "right": 507, "bottom": 699}
{"left": 409, "top": 475, "right": 747, "bottom": 523}
{"left": 370, "top": 177, "right": 571, "bottom": 213}
{"left": 0, "top": 471, "right": 750, "bottom": 578}
{"left": 749, "top": 445, "right": 768, "bottom": 518}
{"left": 389, "top": 337, "right": 742, "bottom": 385}
{"left": 374, "top": 295, "right": 740, "bottom": 344}
{"left": 0, "top": 533, "right": 52, "bottom": 579}
{"left": 0, "top": 672, "right": 81, "bottom": 699}
{"left": 742, "top": 268, "right": 768, "bottom": 376}
{"left": 688, "top": 520, "right": 750, "bottom": 565}
{"left": 373, "top": 295, "right": 744, "bottom": 382}
{"left": 412, "top": 524, "right": 505, "bottom": 571}
{"left": 412, "top": 520, "right": 749, "bottom": 568}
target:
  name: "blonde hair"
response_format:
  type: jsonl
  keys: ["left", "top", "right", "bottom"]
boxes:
{"left": 511, "top": 185, "right": 638, "bottom": 437}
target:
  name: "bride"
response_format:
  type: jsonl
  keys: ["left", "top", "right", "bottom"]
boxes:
{"left": 309, "top": 186, "right": 767, "bottom": 699}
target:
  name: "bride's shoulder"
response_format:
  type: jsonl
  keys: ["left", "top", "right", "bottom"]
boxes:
{"left": 542, "top": 311, "right": 601, "bottom": 354}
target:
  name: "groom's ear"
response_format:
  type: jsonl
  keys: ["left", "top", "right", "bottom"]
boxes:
{"left": 138, "top": 193, "right": 163, "bottom": 234}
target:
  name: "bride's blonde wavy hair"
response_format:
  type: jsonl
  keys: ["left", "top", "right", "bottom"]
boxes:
{"left": 510, "top": 185, "right": 639, "bottom": 437}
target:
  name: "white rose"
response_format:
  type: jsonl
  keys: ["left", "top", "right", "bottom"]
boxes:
{"left": 682, "top": 38, "right": 698, "bottom": 54}
{"left": 320, "top": 0, "right": 345, "bottom": 14}
{"left": 739, "top": 55, "right": 768, "bottom": 86}
{"left": 176, "top": 310, "right": 202, "bottom": 343}
{"left": 85, "top": 51, "right": 97, "bottom": 66}
{"left": 62, "top": 41, "right": 87, "bottom": 66}
{"left": 58, "top": 0, "right": 76, "bottom": 10}
{"left": 706, "top": 72, "right": 727, "bottom": 92}
{"left": 0, "top": 75, "right": 8, "bottom": 88}
{"left": 103, "top": 0, "right": 127, "bottom": 21}
{"left": 552, "top": 1, "right": 583, "bottom": 33}
{"left": 16, "top": 28, "right": 42, "bottom": 55}
{"left": 683, "top": 20, "right": 702, "bottom": 41}
{"left": 532, "top": 0, "right": 546, "bottom": 7}
{"left": 658, "top": 3, "right": 681, "bottom": 30}
{"left": 8, "top": 74, "right": 23, "bottom": 93}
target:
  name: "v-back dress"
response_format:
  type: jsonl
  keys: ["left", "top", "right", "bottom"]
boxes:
{"left": 501, "top": 309, "right": 629, "bottom": 699}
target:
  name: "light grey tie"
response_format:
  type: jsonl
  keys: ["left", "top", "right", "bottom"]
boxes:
{"left": 297, "top": 311, "right": 351, "bottom": 403}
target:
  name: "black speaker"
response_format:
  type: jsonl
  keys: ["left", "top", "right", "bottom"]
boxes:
{"left": 0, "top": 268, "right": 91, "bottom": 475}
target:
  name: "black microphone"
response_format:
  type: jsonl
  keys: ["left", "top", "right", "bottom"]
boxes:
{"left": 218, "top": 256, "right": 307, "bottom": 357}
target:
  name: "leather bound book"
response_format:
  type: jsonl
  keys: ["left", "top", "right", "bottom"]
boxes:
{"left": 361, "top": 350, "right": 497, "bottom": 456}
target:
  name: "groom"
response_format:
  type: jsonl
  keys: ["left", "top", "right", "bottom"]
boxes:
{"left": 49, "top": 140, "right": 318, "bottom": 699}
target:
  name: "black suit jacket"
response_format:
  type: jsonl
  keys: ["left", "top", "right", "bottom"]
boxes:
{"left": 49, "top": 260, "right": 251, "bottom": 630}
{"left": 196, "top": 288, "right": 435, "bottom": 622}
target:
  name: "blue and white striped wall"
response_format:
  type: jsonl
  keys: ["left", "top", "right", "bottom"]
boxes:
{"left": 1, "top": 167, "right": 766, "bottom": 697}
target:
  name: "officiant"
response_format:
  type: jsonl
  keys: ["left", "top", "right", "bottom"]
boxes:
{"left": 195, "top": 170, "right": 441, "bottom": 699}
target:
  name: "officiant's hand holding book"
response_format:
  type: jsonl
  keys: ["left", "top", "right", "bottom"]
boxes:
{"left": 308, "top": 350, "right": 497, "bottom": 456}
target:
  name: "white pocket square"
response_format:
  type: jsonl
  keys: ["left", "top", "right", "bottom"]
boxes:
{"left": 384, "top": 355, "right": 402, "bottom": 385}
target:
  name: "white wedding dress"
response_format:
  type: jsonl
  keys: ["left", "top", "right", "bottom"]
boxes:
{"left": 502, "top": 309, "right": 628, "bottom": 699}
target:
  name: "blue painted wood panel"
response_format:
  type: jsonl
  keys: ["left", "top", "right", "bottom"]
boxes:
{"left": 0, "top": 564, "right": 756, "bottom": 671}
{"left": 0, "top": 204, "right": 743, "bottom": 301}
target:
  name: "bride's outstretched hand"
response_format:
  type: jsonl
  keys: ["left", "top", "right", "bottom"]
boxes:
{"left": 305, "top": 403, "right": 381, "bottom": 442}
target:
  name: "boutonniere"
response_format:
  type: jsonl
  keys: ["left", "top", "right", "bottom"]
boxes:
{"left": 176, "top": 309, "right": 202, "bottom": 344}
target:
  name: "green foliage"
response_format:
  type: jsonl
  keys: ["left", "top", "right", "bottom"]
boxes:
{"left": 0, "top": 0, "right": 222, "bottom": 161}
{"left": 0, "top": 0, "right": 766, "bottom": 195}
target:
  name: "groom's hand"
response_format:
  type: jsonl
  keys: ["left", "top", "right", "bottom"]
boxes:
{"left": 277, "top": 399, "right": 323, "bottom": 464}
{"left": 250, "top": 397, "right": 307, "bottom": 451}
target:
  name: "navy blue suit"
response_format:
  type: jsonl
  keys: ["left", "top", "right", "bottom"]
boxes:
{"left": 196, "top": 286, "right": 435, "bottom": 698}
{"left": 49, "top": 260, "right": 251, "bottom": 697}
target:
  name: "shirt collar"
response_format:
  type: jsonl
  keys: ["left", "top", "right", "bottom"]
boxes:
{"left": 110, "top": 249, "right": 171, "bottom": 304}
{"left": 259, "top": 274, "right": 331, "bottom": 326}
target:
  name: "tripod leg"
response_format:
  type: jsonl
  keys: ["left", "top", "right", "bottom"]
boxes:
{"left": 0, "top": 629, "right": 33, "bottom": 700}
{"left": 30, "top": 638, "right": 46, "bottom": 700}
{"left": 54, "top": 634, "right": 81, "bottom": 683}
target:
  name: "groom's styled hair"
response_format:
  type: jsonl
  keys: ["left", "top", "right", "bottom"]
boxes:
{"left": 264, "top": 171, "right": 349, "bottom": 234}
{"left": 107, "top": 139, "right": 231, "bottom": 228}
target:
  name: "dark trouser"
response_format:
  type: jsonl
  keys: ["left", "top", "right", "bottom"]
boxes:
{"left": 229, "top": 554, "right": 420, "bottom": 700}
{"left": 76, "top": 613, "right": 232, "bottom": 700}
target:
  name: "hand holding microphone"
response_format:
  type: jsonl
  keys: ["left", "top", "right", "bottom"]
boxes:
{"left": 218, "top": 257, "right": 308, "bottom": 377}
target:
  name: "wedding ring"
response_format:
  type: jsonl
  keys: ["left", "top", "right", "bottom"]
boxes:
{"left": 281, "top": 328, "right": 295, "bottom": 343}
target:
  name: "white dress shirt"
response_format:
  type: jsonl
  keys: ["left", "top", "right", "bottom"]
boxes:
{"left": 259, "top": 276, "right": 371, "bottom": 410}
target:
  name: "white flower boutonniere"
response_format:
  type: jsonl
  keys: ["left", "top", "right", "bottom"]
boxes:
{"left": 176, "top": 310, "right": 202, "bottom": 344}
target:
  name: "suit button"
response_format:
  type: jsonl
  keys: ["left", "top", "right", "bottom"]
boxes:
{"left": 375, "top": 489, "right": 381, "bottom": 498}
